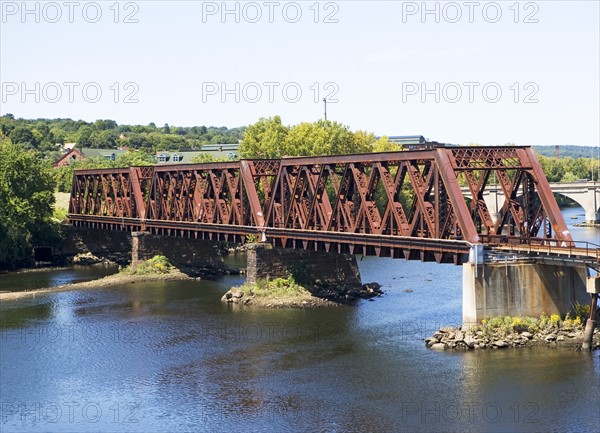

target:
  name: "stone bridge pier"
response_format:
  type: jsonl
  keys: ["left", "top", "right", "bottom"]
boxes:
{"left": 245, "top": 243, "right": 363, "bottom": 294}
{"left": 60, "top": 227, "right": 230, "bottom": 276}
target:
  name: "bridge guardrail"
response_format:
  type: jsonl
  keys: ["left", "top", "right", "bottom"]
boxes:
{"left": 494, "top": 240, "right": 600, "bottom": 263}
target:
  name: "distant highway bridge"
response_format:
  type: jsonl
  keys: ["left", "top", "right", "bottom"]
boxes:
{"left": 461, "top": 181, "right": 600, "bottom": 225}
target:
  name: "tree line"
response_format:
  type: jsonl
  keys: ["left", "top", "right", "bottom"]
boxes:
{"left": 0, "top": 114, "right": 244, "bottom": 162}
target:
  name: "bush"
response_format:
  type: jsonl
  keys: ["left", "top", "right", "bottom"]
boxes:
{"left": 245, "top": 234, "right": 259, "bottom": 244}
{"left": 123, "top": 255, "right": 173, "bottom": 275}
{"left": 239, "top": 274, "right": 310, "bottom": 299}
{"left": 480, "top": 313, "right": 575, "bottom": 335}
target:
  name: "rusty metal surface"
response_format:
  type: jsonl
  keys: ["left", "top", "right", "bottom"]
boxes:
{"left": 68, "top": 146, "right": 591, "bottom": 263}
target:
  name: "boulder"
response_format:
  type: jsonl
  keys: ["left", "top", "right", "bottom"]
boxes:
{"left": 231, "top": 289, "right": 244, "bottom": 298}
{"left": 362, "top": 282, "right": 382, "bottom": 293}
{"left": 463, "top": 334, "right": 475, "bottom": 348}
{"left": 425, "top": 337, "right": 439, "bottom": 347}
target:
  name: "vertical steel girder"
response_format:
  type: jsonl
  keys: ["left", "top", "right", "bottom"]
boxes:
{"left": 68, "top": 146, "right": 572, "bottom": 249}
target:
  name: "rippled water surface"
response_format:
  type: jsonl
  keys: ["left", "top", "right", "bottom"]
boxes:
{"left": 0, "top": 264, "right": 118, "bottom": 292}
{"left": 1, "top": 208, "right": 599, "bottom": 432}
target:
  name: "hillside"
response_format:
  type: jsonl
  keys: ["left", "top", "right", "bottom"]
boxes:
{"left": 532, "top": 145, "right": 600, "bottom": 159}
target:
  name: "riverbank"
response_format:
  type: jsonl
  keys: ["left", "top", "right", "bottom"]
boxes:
{"left": 426, "top": 318, "right": 600, "bottom": 350}
{"left": 0, "top": 268, "right": 193, "bottom": 302}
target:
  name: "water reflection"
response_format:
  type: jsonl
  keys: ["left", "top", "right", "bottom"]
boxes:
{"left": 459, "top": 349, "right": 600, "bottom": 432}
{"left": 0, "top": 207, "right": 598, "bottom": 432}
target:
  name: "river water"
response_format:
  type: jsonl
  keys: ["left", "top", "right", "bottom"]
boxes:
{"left": 1, "top": 207, "right": 599, "bottom": 432}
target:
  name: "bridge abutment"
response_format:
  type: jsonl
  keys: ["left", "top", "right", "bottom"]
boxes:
{"left": 463, "top": 260, "right": 590, "bottom": 325}
{"left": 246, "top": 243, "right": 362, "bottom": 292}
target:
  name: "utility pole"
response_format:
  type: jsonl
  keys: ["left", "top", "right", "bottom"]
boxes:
{"left": 323, "top": 98, "right": 327, "bottom": 121}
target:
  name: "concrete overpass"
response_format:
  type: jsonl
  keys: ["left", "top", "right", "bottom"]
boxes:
{"left": 462, "top": 181, "right": 600, "bottom": 224}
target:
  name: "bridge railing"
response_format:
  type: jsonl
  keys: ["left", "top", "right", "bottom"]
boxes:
{"left": 493, "top": 239, "right": 600, "bottom": 262}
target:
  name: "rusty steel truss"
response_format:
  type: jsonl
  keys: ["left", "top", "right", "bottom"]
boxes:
{"left": 68, "top": 146, "right": 573, "bottom": 264}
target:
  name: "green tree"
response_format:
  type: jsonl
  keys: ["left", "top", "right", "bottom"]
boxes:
{"left": 240, "top": 116, "right": 376, "bottom": 158}
{"left": 372, "top": 136, "right": 400, "bottom": 152}
{"left": 115, "top": 151, "right": 154, "bottom": 167}
{"left": 538, "top": 156, "right": 565, "bottom": 182}
{"left": 94, "top": 119, "right": 118, "bottom": 131}
{"left": 77, "top": 125, "right": 94, "bottom": 147}
{"left": 0, "top": 138, "right": 57, "bottom": 269}
{"left": 191, "top": 153, "right": 229, "bottom": 163}
{"left": 239, "top": 116, "right": 290, "bottom": 158}
{"left": 561, "top": 171, "right": 578, "bottom": 183}
{"left": 9, "top": 126, "right": 38, "bottom": 149}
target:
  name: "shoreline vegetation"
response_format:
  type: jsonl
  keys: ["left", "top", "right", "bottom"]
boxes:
{"left": 0, "top": 256, "right": 193, "bottom": 302}
{"left": 426, "top": 313, "right": 600, "bottom": 351}
{"left": 221, "top": 274, "right": 384, "bottom": 308}
{"left": 221, "top": 275, "right": 339, "bottom": 308}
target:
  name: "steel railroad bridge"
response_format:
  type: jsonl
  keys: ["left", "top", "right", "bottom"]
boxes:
{"left": 66, "top": 145, "right": 599, "bottom": 267}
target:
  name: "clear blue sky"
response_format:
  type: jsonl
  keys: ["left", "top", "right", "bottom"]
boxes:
{"left": 1, "top": 1, "right": 598, "bottom": 146}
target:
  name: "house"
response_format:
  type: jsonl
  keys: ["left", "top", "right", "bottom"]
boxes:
{"left": 155, "top": 144, "right": 239, "bottom": 164}
{"left": 54, "top": 147, "right": 126, "bottom": 167}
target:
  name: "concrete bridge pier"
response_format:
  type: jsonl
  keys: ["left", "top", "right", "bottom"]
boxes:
{"left": 246, "top": 243, "right": 362, "bottom": 294}
{"left": 582, "top": 278, "right": 599, "bottom": 350}
{"left": 585, "top": 211, "right": 599, "bottom": 225}
{"left": 462, "top": 254, "right": 590, "bottom": 326}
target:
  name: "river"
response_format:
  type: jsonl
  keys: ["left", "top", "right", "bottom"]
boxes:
{"left": 1, "top": 207, "right": 599, "bottom": 432}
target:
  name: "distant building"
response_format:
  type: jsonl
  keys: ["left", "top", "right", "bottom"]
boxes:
{"left": 387, "top": 135, "right": 427, "bottom": 146}
{"left": 378, "top": 135, "right": 451, "bottom": 150}
{"left": 54, "top": 147, "right": 126, "bottom": 167}
{"left": 155, "top": 144, "right": 239, "bottom": 164}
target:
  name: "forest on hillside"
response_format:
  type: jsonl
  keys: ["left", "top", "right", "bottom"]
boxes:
{"left": 532, "top": 145, "right": 600, "bottom": 159}
{"left": 0, "top": 114, "right": 245, "bottom": 161}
